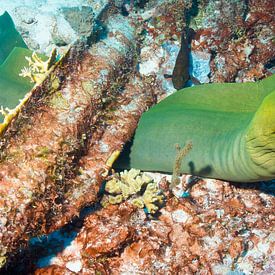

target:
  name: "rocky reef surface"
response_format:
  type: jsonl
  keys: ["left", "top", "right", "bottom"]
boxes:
{"left": 0, "top": 0, "right": 274, "bottom": 274}
{"left": 35, "top": 177, "right": 274, "bottom": 274}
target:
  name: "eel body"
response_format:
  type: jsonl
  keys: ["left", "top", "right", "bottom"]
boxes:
{"left": 124, "top": 74, "right": 275, "bottom": 182}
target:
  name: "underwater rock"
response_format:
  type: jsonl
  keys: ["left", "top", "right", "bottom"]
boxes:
{"left": 190, "top": 0, "right": 275, "bottom": 82}
{"left": 0, "top": 13, "right": 155, "bottom": 265}
{"left": 48, "top": 74, "right": 156, "bottom": 231}
{"left": 190, "top": 0, "right": 248, "bottom": 32}
{"left": 61, "top": 6, "right": 95, "bottom": 38}
{"left": 34, "top": 177, "right": 275, "bottom": 274}
{"left": 135, "top": 0, "right": 193, "bottom": 97}
{"left": 0, "top": 0, "right": 109, "bottom": 54}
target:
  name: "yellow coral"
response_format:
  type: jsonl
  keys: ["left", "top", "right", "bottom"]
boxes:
{"left": 105, "top": 168, "right": 151, "bottom": 199}
{"left": 132, "top": 182, "right": 164, "bottom": 214}
{"left": 108, "top": 195, "right": 123, "bottom": 204}
{"left": 102, "top": 169, "right": 164, "bottom": 214}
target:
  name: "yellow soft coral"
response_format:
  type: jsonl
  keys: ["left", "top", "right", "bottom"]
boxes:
{"left": 102, "top": 169, "right": 164, "bottom": 214}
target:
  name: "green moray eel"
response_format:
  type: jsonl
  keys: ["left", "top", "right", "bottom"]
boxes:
{"left": 120, "top": 74, "right": 275, "bottom": 182}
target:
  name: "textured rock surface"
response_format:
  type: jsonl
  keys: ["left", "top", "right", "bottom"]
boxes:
{"left": 0, "top": 0, "right": 108, "bottom": 55}
{"left": 135, "top": 0, "right": 193, "bottom": 96}
{"left": 190, "top": 0, "right": 275, "bottom": 82}
{"left": 0, "top": 0, "right": 274, "bottom": 273}
{"left": 0, "top": 11, "right": 155, "bottom": 266}
{"left": 35, "top": 177, "right": 275, "bottom": 274}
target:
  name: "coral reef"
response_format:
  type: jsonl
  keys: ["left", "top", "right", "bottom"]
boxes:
{"left": 0, "top": 11, "right": 158, "bottom": 265}
{"left": 0, "top": 0, "right": 274, "bottom": 273}
{"left": 35, "top": 177, "right": 275, "bottom": 274}
{"left": 134, "top": 0, "right": 193, "bottom": 97}
{"left": 190, "top": 0, "right": 275, "bottom": 82}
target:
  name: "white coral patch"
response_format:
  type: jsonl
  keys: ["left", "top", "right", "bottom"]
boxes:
{"left": 172, "top": 209, "right": 190, "bottom": 223}
{"left": 65, "top": 259, "right": 82, "bottom": 273}
{"left": 139, "top": 46, "right": 164, "bottom": 75}
{"left": 190, "top": 50, "right": 211, "bottom": 83}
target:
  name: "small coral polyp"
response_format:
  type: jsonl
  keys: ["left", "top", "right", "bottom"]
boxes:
{"left": 101, "top": 169, "right": 164, "bottom": 214}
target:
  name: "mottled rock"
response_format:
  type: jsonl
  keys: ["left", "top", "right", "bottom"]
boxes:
{"left": 190, "top": 0, "right": 275, "bottom": 82}
{"left": 35, "top": 179, "right": 275, "bottom": 274}
{"left": 0, "top": 0, "right": 108, "bottom": 54}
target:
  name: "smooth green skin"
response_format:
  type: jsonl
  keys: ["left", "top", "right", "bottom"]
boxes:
{"left": 0, "top": 11, "right": 34, "bottom": 122}
{"left": 0, "top": 11, "right": 28, "bottom": 65}
{"left": 124, "top": 75, "right": 275, "bottom": 182}
{"left": 0, "top": 47, "right": 35, "bottom": 122}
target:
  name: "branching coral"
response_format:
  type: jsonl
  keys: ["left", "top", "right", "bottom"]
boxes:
{"left": 101, "top": 169, "right": 164, "bottom": 214}
{"left": 170, "top": 141, "right": 192, "bottom": 189}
